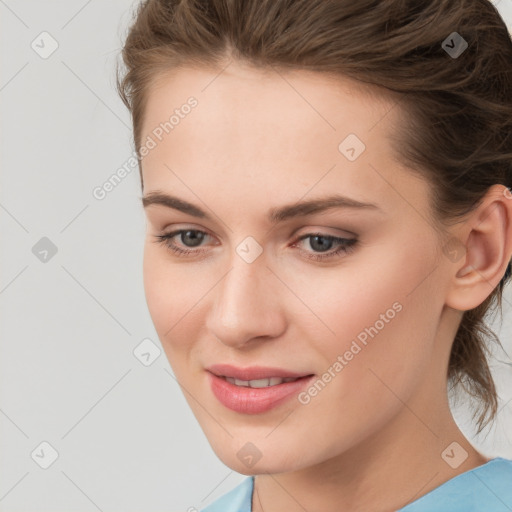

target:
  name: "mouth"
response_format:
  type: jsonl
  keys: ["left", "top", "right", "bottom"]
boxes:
{"left": 206, "top": 364, "right": 315, "bottom": 414}
{"left": 222, "top": 376, "right": 303, "bottom": 388}
{"left": 206, "top": 363, "right": 312, "bottom": 381}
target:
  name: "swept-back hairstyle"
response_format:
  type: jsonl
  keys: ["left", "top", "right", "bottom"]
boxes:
{"left": 117, "top": 0, "right": 512, "bottom": 432}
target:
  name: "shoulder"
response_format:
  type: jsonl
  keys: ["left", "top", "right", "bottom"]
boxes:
{"left": 399, "top": 457, "right": 512, "bottom": 512}
{"left": 200, "top": 476, "right": 254, "bottom": 512}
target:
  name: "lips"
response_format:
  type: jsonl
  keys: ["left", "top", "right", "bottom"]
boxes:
{"left": 206, "top": 364, "right": 315, "bottom": 414}
{"left": 225, "top": 376, "right": 299, "bottom": 388}
{"left": 207, "top": 363, "right": 311, "bottom": 381}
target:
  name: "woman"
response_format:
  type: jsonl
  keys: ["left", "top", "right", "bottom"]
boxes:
{"left": 116, "top": 0, "right": 512, "bottom": 510}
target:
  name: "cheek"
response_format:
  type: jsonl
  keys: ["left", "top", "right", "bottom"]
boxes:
{"left": 143, "top": 242, "right": 172, "bottom": 332}
{"left": 283, "top": 262, "right": 441, "bottom": 460}
{"left": 142, "top": 242, "right": 204, "bottom": 359}
{"left": 302, "top": 242, "right": 441, "bottom": 399}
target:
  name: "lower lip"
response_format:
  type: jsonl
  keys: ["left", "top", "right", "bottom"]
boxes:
{"left": 207, "top": 372, "right": 315, "bottom": 414}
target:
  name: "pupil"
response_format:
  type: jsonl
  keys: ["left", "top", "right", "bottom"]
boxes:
{"left": 182, "top": 230, "right": 204, "bottom": 247}
{"left": 310, "top": 235, "right": 332, "bottom": 252}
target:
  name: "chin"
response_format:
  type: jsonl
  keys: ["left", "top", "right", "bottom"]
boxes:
{"left": 217, "top": 452, "right": 297, "bottom": 476}
{"left": 205, "top": 433, "right": 309, "bottom": 475}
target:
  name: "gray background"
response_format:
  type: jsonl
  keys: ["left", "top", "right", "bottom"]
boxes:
{"left": 1, "top": 1, "right": 512, "bottom": 511}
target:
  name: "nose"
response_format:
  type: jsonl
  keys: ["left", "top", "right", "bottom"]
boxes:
{"left": 205, "top": 250, "right": 287, "bottom": 349}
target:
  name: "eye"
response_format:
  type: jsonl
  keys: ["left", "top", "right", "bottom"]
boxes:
{"left": 292, "top": 232, "right": 357, "bottom": 261}
{"left": 153, "top": 229, "right": 358, "bottom": 262}
{"left": 154, "top": 229, "right": 212, "bottom": 257}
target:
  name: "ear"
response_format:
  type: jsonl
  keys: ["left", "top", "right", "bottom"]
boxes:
{"left": 445, "top": 184, "right": 512, "bottom": 312}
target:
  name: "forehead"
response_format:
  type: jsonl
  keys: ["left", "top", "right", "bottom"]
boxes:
{"left": 141, "top": 61, "right": 396, "bottom": 141}
{"left": 139, "top": 61, "right": 423, "bottom": 215}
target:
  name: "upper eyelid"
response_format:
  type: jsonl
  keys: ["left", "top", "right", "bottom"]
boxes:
{"left": 161, "top": 226, "right": 354, "bottom": 237}
{"left": 157, "top": 220, "right": 357, "bottom": 236}
{"left": 146, "top": 208, "right": 360, "bottom": 235}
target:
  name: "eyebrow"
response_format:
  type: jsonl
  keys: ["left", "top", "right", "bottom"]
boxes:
{"left": 141, "top": 191, "right": 381, "bottom": 224}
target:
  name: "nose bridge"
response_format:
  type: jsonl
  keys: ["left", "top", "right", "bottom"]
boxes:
{"left": 206, "top": 243, "right": 284, "bottom": 346}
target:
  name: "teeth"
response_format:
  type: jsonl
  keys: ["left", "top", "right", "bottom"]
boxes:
{"left": 225, "top": 377, "right": 300, "bottom": 387}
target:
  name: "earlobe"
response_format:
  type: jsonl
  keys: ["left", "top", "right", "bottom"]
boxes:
{"left": 445, "top": 184, "right": 512, "bottom": 311}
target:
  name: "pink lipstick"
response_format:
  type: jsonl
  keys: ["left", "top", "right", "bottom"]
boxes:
{"left": 206, "top": 364, "right": 315, "bottom": 414}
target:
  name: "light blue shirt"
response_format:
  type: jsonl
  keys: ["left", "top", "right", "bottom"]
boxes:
{"left": 200, "top": 457, "right": 512, "bottom": 511}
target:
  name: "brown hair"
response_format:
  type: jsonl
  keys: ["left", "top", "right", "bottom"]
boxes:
{"left": 116, "top": 0, "right": 512, "bottom": 432}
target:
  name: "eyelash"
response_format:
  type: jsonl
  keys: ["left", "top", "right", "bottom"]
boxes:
{"left": 153, "top": 229, "right": 358, "bottom": 262}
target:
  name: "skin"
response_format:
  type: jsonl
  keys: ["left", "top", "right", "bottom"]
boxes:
{"left": 139, "top": 60, "right": 512, "bottom": 512}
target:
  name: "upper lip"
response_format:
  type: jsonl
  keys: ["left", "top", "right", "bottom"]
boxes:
{"left": 207, "top": 364, "right": 313, "bottom": 380}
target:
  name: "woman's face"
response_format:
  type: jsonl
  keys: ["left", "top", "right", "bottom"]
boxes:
{"left": 140, "top": 61, "right": 456, "bottom": 474}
